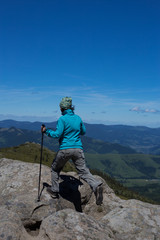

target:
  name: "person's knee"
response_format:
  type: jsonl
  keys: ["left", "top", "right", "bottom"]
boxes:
{"left": 51, "top": 163, "right": 60, "bottom": 172}
{"left": 78, "top": 168, "right": 90, "bottom": 177}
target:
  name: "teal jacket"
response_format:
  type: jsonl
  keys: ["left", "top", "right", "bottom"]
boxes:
{"left": 45, "top": 109, "right": 86, "bottom": 150}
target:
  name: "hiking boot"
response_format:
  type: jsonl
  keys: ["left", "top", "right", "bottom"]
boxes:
{"left": 46, "top": 187, "right": 59, "bottom": 199}
{"left": 95, "top": 184, "right": 103, "bottom": 205}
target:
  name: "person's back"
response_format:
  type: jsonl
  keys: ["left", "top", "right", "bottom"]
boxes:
{"left": 41, "top": 96, "right": 103, "bottom": 205}
{"left": 45, "top": 108, "right": 86, "bottom": 149}
{"left": 58, "top": 109, "right": 86, "bottom": 149}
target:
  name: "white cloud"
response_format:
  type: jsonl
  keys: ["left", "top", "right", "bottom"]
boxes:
{"left": 130, "top": 107, "right": 160, "bottom": 114}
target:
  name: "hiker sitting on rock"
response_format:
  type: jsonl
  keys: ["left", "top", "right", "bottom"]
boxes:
{"left": 41, "top": 97, "right": 103, "bottom": 205}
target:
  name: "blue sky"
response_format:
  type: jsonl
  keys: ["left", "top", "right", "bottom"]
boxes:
{"left": 0, "top": 0, "right": 160, "bottom": 127}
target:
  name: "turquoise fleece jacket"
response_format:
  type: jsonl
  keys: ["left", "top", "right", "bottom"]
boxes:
{"left": 45, "top": 109, "right": 86, "bottom": 150}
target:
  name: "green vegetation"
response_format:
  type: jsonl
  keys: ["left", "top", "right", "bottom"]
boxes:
{"left": 90, "top": 169, "right": 156, "bottom": 204}
{"left": 0, "top": 142, "right": 76, "bottom": 172}
{"left": 85, "top": 153, "right": 160, "bottom": 204}
{"left": 120, "top": 178, "right": 160, "bottom": 203}
{"left": 0, "top": 142, "right": 157, "bottom": 204}
{"left": 85, "top": 153, "right": 160, "bottom": 179}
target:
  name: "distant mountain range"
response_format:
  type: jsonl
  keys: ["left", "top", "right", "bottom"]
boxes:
{"left": 85, "top": 123, "right": 160, "bottom": 155}
{"left": 0, "top": 119, "right": 160, "bottom": 154}
{"left": 0, "top": 127, "right": 136, "bottom": 154}
{"left": 0, "top": 119, "right": 57, "bottom": 130}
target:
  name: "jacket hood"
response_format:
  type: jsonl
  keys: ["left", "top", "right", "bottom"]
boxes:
{"left": 62, "top": 109, "right": 74, "bottom": 115}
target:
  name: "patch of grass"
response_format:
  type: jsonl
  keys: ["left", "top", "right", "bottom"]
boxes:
{"left": 0, "top": 142, "right": 76, "bottom": 172}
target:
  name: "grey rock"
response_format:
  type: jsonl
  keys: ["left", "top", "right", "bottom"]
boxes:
{"left": 0, "top": 206, "right": 24, "bottom": 240}
{"left": 0, "top": 158, "right": 95, "bottom": 223}
{"left": 39, "top": 208, "right": 117, "bottom": 240}
{"left": 0, "top": 158, "right": 160, "bottom": 240}
{"left": 102, "top": 199, "right": 160, "bottom": 240}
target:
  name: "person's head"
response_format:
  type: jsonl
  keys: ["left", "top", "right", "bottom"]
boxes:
{"left": 59, "top": 97, "right": 74, "bottom": 112}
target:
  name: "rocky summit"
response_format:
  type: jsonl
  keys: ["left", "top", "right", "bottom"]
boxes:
{"left": 0, "top": 158, "right": 160, "bottom": 240}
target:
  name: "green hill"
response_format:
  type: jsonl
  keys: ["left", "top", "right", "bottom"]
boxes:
{"left": 0, "top": 142, "right": 75, "bottom": 172}
{"left": 85, "top": 152, "right": 160, "bottom": 203}
{"left": 85, "top": 153, "right": 160, "bottom": 179}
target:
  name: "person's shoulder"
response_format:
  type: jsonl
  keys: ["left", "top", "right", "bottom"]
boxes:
{"left": 58, "top": 115, "right": 65, "bottom": 122}
{"left": 74, "top": 114, "right": 83, "bottom": 121}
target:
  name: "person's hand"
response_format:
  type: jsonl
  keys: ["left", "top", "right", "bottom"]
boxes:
{"left": 41, "top": 124, "right": 46, "bottom": 133}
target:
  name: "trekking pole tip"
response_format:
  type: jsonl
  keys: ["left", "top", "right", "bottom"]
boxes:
{"left": 36, "top": 197, "right": 41, "bottom": 202}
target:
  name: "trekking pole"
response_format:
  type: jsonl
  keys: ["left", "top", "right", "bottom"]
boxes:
{"left": 37, "top": 124, "right": 45, "bottom": 202}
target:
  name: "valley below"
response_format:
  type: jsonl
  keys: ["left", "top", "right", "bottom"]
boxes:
{"left": 120, "top": 178, "right": 160, "bottom": 203}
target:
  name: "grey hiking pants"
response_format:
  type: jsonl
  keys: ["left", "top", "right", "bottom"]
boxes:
{"left": 51, "top": 148, "right": 102, "bottom": 193}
